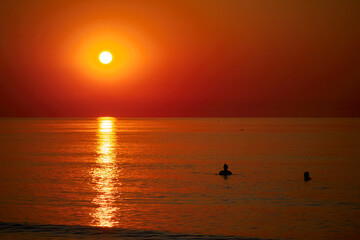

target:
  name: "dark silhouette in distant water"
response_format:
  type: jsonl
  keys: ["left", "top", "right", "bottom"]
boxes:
{"left": 219, "top": 163, "right": 232, "bottom": 176}
{"left": 304, "top": 171, "right": 312, "bottom": 181}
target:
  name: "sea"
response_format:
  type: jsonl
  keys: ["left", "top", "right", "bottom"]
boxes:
{"left": 0, "top": 118, "right": 359, "bottom": 240}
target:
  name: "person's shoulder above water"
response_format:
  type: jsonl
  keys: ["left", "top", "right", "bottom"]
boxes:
{"left": 304, "top": 171, "right": 312, "bottom": 181}
{"left": 219, "top": 163, "right": 232, "bottom": 176}
{"left": 219, "top": 170, "right": 232, "bottom": 175}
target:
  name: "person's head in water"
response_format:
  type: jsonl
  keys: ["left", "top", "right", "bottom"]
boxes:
{"left": 219, "top": 163, "right": 232, "bottom": 176}
{"left": 304, "top": 171, "right": 311, "bottom": 181}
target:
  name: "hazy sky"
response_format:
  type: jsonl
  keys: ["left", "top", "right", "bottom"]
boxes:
{"left": 0, "top": 0, "right": 359, "bottom": 117}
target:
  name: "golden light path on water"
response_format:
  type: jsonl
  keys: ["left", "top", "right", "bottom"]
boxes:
{"left": 91, "top": 117, "right": 119, "bottom": 227}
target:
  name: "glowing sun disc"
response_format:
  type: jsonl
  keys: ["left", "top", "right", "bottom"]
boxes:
{"left": 99, "top": 51, "right": 112, "bottom": 64}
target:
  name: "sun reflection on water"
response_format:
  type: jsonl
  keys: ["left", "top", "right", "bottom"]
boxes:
{"left": 91, "top": 117, "right": 119, "bottom": 227}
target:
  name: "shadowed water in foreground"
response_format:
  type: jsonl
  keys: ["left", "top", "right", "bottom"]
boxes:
{"left": 0, "top": 222, "right": 269, "bottom": 240}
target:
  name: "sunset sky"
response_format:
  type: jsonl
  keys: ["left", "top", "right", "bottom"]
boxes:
{"left": 0, "top": 0, "right": 359, "bottom": 117}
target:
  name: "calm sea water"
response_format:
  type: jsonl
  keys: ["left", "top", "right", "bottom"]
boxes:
{"left": 0, "top": 118, "right": 359, "bottom": 240}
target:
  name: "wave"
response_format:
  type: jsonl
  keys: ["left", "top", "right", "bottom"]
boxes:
{"left": 0, "top": 222, "right": 272, "bottom": 240}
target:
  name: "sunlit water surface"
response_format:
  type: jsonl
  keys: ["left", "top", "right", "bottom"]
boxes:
{"left": 0, "top": 118, "right": 359, "bottom": 239}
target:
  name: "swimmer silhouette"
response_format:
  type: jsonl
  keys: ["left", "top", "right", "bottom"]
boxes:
{"left": 219, "top": 163, "right": 232, "bottom": 176}
{"left": 304, "top": 171, "right": 312, "bottom": 181}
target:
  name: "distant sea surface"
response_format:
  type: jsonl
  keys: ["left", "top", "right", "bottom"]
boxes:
{"left": 0, "top": 118, "right": 359, "bottom": 240}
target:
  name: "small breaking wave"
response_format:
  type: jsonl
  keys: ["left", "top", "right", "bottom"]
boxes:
{"left": 0, "top": 222, "right": 272, "bottom": 240}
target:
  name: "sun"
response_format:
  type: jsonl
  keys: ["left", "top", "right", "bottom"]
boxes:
{"left": 99, "top": 51, "right": 112, "bottom": 64}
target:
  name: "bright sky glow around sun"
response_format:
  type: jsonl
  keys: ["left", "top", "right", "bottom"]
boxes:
{"left": 63, "top": 23, "right": 153, "bottom": 83}
{"left": 99, "top": 51, "right": 112, "bottom": 64}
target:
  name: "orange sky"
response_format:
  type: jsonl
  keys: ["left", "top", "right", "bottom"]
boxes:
{"left": 0, "top": 0, "right": 359, "bottom": 117}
